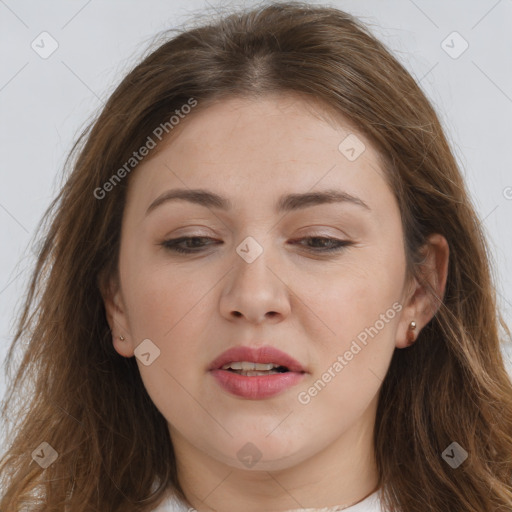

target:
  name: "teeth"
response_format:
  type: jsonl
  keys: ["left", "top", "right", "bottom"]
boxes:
{"left": 240, "top": 370, "right": 281, "bottom": 376}
{"left": 221, "top": 361, "right": 283, "bottom": 371}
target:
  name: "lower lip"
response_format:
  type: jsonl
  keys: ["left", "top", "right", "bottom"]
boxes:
{"left": 210, "top": 369, "right": 306, "bottom": 399}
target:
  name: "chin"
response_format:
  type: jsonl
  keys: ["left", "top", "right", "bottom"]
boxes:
{"left": 204, "top": 433, "right": 313, "bottom": 472}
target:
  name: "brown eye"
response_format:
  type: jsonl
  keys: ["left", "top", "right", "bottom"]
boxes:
{"left": 160, "top": 236, "right": 219, "bottom": 254}
{"left": 290, "top": 237, "right": 353, "bottom": 253}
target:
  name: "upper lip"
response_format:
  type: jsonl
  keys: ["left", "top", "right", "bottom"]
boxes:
{"left": 208, "top": 345, "right": 306, "bottom": 373}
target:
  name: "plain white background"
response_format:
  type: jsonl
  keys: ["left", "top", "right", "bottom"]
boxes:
{"left": 1, "top": 0, "right": 512, "bottom": 435}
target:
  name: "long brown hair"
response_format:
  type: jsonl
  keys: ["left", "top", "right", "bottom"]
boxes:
{"left": 1, "top": 2, "right": 511, "bottom": 510}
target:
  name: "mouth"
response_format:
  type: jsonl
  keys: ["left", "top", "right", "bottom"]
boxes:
{"left": 220, "top": 361, "right": 291, "bottom": 376}
{"left": 208, "top": 345, "right": 306, "bottom": 373}
{"left": 208, "top": 345, "right": 307, "bottom": 399}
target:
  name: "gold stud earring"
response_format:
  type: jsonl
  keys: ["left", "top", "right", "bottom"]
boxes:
{"left": 119, "top": 335, "right": 125, "bottom": 341}
{"left": 406, "top": 321, "right": 417, "bottom": 346}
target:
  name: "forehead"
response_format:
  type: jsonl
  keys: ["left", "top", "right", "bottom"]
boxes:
{"left": 156, "top": 93, "right": 376, "bottom": 169}
{"left": 125, "top": 93, "right": 392, "bottom": 218}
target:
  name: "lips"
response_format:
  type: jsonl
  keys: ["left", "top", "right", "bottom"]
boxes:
{"left": 208, "top": 345, "right": 306, "bottom": 373}
{"left": 208, "top": 345, "right": 307, "bottom": 400}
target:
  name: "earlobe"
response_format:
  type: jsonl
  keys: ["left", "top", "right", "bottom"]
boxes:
{"left": 112, "top": 333, "right": 134, "bottom": 358}
{"left": 99, "top": 275, "right": 134, "bottom": 358}
{"left": 406, "top": 320, "right": 417, "bottom": 346}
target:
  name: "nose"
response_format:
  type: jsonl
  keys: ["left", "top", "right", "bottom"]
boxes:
{"left": 219, "top": 240, "right": 291, "bottom": 324}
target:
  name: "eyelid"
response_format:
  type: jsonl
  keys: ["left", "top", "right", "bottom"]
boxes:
{"left": 292, "top": 227, "right": 351, "bottom": 240}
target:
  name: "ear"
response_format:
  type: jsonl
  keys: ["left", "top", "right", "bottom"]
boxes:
{"left": 396, "top": 233, "right": 449, "bottom": 349}
{"left": 99, "top": 273, "right": 135, "bottom": 358}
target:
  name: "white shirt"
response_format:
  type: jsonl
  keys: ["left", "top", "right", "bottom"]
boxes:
{"left": 153, "top": 488, "right": 382, "bottom": 511}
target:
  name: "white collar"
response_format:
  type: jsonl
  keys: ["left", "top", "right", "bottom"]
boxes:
{"left": 153, "top": 487, "right": 382, "bottom": 512}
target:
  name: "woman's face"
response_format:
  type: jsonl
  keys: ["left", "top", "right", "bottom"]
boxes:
{"left": 106, "top": 94, "right": 419, "bottom": 472}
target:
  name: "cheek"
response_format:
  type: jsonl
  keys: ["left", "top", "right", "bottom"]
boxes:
{"left": 121, "top": 246, "right": 207, "bottom": 339}
{"left": 120, "top": 253, "right": 211, "bottom": 382}
{"left": 295, "top": 284, "right": 400, "bottom": 431}
{"left": 300, "top": 250, "right": 404, "bottom": 393}
{"left": 296, "top": 251, "right": 404, "bottom": 339}
{"left": 126, "top": 274, "right": 207, "bottom": 427}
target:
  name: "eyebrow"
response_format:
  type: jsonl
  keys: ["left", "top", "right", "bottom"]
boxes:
{"left": 145, "top": 187, "right": 370, "bottom": 216}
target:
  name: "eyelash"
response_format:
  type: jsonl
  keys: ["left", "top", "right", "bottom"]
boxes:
{"left": 160, "top": 236, "right": 353, "bottom": 254}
